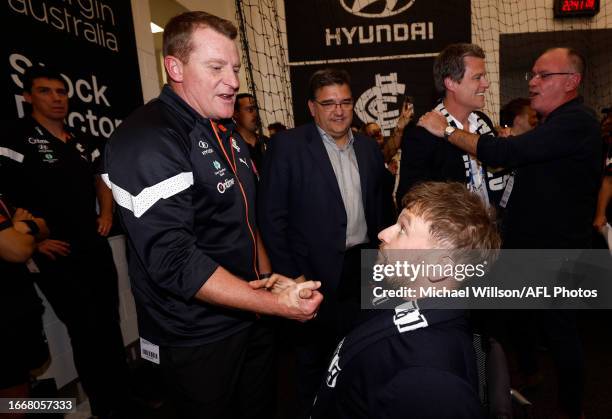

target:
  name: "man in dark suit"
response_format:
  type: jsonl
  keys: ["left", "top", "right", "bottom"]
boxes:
{"left": 258, "top": 68, "right": 387, "bottom": 412}
{"left": 396, "top": 43, "right": 510, "bottom": 208}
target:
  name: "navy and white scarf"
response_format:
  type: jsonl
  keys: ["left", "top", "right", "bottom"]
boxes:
{"left": 435, "top": 102, "right": 510, "bottom": 208}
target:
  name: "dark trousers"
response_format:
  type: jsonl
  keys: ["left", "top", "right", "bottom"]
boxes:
{"left": 34, "top": 237, "right": 129, "bottom": 416}
{"left": 159, "top": 321, "right": 276, "bottom": 419}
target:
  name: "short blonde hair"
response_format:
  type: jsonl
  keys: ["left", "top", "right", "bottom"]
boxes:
{"left": 402, "top": 182, "right": 501, "bottom": 265}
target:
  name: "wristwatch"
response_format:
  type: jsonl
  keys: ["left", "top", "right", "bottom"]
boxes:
{"left": 444, "top": 125, "right": 456, "bottom": 140}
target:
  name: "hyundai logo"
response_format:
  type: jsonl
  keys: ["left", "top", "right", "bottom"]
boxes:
{"left": 340, "top": 0, "right": 416, "bottom": 18}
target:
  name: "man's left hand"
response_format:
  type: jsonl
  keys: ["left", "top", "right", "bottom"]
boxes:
{"left": 276, "top": 280, "right": 323, "bottom": 322}
{"left": 417, "top": 111, "right": 447, "bottom": 138}
{"left": 97, "top": 214, "right": 113, "bottom": 236}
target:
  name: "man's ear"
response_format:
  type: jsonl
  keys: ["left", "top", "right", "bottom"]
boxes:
{"left": 308, "top": 100, "right": 316, "bottom": 118}
{"left": 444, "top": 77, "right": 457, "bottom": 93}
{"left": 565, "top": 73, "right": 581, "bottom": 92}
{"left": 427, "top": 255, "right": 453, "bottom": 283}
{"left": 164, "top": 55, "right": 184, "bottom": 83}
{"left": 23, "top": 91, "right": 32, "bottom": 104}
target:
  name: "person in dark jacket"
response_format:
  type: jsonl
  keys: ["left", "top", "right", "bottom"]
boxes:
{"left": 397, "top": 43, "right": 510, "bottom": 208}
{"left": 311, "top": 181, "right": 500, "bottom": 419}
{"left": 258, "top": 68, "right": 388, "bottom": 413}
{"left": 102, "top": 11, "right": 322, "bottom": 419}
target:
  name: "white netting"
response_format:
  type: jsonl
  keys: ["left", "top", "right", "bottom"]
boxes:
{"left": 236, "top": 0, "right": 612, "bottom": 130}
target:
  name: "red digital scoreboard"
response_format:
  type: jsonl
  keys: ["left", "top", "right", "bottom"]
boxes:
{"left": 554, "top": 0, "right": 600, "bottom": 18}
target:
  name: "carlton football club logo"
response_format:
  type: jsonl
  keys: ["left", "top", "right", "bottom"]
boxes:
{"left": 340, "top": 0, "right": 416, "bottom": 18}
{"left": 355, "top": 72, "right": 406, "bottom": 136}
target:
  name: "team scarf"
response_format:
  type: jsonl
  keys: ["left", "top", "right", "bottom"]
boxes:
{"left": 435, "top": 102, "right": 510, "bottom": 208}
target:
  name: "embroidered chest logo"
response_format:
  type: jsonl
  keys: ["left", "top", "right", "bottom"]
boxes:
{"left": 27, "top": 137, "right": 49, "bottom": 145}
{"left": 28, "top": 137, "right": 53, "bottom": 156}
{"left": 212, "top": 160, "right": 227, "bottom": 177}
{"left": 199, "top": 139, "right": 213, "bottom": 156}
{"left": 217, "top": 178, "right": 235, "bottom": 194}
{"left": 231, "top": 138, "right": 240, "bottom": 152}
{"left": 43, "top": 153, "right": 58, "bottom": 164}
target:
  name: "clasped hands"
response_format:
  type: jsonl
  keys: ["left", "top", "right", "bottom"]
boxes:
{"left": 249, "top": 274, "right": 323, "bottom": 322}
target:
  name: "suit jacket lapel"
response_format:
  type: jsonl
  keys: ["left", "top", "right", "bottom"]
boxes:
{"left": 306, "top": 124, "right": 344, "bottom": 206}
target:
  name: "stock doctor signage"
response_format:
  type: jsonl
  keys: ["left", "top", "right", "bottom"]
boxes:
{"left": 284, "top": 0, "right": 471, "bottom": 128}
{"left": 2, "top": 0, "right": 142, "bottom": 138}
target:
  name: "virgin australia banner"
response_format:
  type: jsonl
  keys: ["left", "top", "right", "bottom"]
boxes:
{"left": 2, "top": 0, "right": 143, "bottom": 138}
